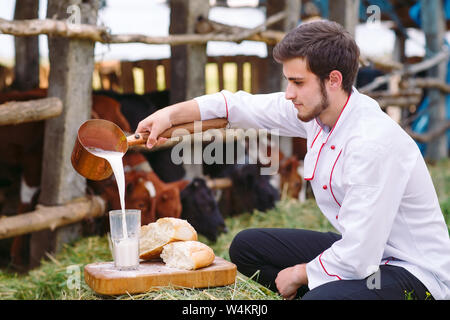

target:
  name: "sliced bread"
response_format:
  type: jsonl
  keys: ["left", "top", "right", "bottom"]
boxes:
{"left": 160, "top": 240, "right": 215, "bottom": 270}
{"left": 139, "top": 217, "right": 197, "bottom": 260}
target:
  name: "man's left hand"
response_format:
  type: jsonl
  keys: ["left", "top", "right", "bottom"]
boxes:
{"left": 275, "top": 263, "right": 308, "bottom": 300}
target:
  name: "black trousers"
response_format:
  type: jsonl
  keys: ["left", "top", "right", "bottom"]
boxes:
{"left": 229, "top": 228, "right": 433, "bottom": 300}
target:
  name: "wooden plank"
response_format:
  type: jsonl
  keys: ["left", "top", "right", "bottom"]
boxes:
{"left": 137, "top": 60, "right": 158, "bottom": 93}
{"left": 84, "top": 257, "right": 237, "bottom": 295}
{"left": 120, "top": 61, "right": 135, "bottom": 93}
{"left": 218, "top": 58, "right": 225, "bottom": 91}
{"left": 236, "top": 56, "right": 244, "bottom": 91}
{"left": 0, "top": 97, "right": 62, "bottom": 125}
{"left": 0, "top": 196, "right": 106, "bottom": 240}
{"left": 162, "top": 59, "right": 171, "bottom": 90}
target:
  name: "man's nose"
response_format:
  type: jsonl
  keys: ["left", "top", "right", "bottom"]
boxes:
{"left": 285, "top": 82, "right": 295, "bottom": 100}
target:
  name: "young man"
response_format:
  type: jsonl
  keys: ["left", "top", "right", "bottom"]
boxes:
{"left": 136, "top": 20, "right": 450, "bottom": 300}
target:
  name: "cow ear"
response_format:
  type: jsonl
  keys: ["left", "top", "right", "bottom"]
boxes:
{"left": 169, "top": 179, "right": 190, "bottom": 191}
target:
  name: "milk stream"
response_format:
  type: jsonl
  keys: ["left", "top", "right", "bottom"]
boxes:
{"left": 86, "top": 148, "right": 127, "bottom": 239}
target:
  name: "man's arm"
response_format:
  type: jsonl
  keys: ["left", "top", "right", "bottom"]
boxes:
{"left": 136, "top": 99, "right": 200, "bottom": 148}
{"left": 136, "top": 89, "right": 309, "bottom": 148}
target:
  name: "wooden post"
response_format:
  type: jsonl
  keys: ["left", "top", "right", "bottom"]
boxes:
{"left": 264, "top": 0, "right": 285, "bottom": 93}
{"left": 120, "top": 61, "right": 135, "bottom": 93}
{"left": 169, "top": 0, "right": 209, "bottom": 103}
{"left": 169, "top": 0, "right": 209, "bottom": 181}
{"left": 12, "top": 0, "right": 40, "bottom": 90}
{"left": 268, "top": 0, "right": 301, "bottom": 158}
{"left": 328, "top": 0, "right": 359, "bottom": 37}
{"left": 33, "top": 0, "right": 100, "bottom": 268}
{"left": 421, "top": 0, "right": 448, "bottom": 161}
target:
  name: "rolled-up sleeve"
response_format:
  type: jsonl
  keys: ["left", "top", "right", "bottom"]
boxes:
{"left": 306, "top": 138, "right": 417, "bottom": 290}
{"left": 194, "top": 90, "right": 308, "bottom": 138}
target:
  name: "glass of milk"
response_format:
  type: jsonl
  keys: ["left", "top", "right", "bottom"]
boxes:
{"left": 109, "top": 209, "right": 141, "bottom": 271}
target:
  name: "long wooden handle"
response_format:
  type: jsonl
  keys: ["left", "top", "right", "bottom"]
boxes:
{"left": 127, "top": 118, "right": 228, "bottom": 146}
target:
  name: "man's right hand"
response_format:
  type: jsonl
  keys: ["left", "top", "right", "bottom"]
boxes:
{"left": 135, "top": 99, "right": 201, "bottom": 149}
{"left": 136, "top": 108, "right": 172, "bottom": 149}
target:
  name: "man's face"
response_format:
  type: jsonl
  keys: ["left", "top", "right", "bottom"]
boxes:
{"left": 283, "top": 57, "right": 329, "bottom": 122}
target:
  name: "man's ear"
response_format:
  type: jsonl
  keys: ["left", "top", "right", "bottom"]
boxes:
{"left": 328, "top": 70, "right": 343, "bottom": 89}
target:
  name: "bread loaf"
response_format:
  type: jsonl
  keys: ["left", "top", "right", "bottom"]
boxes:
{"left": 161, "top": 241, "right": 215, "bottom": 270}
{"left": 139, "top": 217, "right": 197, "bottom": 260}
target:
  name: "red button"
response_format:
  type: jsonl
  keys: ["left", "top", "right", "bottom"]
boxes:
{"left": 323, "top": 185, "right": 327, "bottom": 190}
{"left": 331, "top": 145, "right": 335, "bottom": 150}
{"left": 336, "top": 215, "right": 338, "bottom": 219}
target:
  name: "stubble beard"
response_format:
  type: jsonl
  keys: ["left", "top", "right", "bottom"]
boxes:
{"left": 297, "top": 80, "right": 329, "bottom": 122}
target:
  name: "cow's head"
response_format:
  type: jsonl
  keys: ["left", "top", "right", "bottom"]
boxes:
{"left": 279, "top": 156, "right": 303, "bottom": 199}
{"left": 231, "top": 164, "right": 279, "bottom": 213}
{"left": 126, "top": 171, "right": 185, "bottom": 224}
{"left": 125, "top": 172, "right": 157, "bottom": 225}
{"left": 180, "top": 178, "right": 227, "bottom": 242}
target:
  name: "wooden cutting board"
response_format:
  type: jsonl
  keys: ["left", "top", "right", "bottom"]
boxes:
{"left": 84, "top": 257, "right": 237, "bottom": 295}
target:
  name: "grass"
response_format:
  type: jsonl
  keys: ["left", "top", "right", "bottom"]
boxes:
{"left": 0, "top": 197, "right": 331, "bottom": 300}
{"left": 0, "top": 160, "right": 448, "bottom": 300}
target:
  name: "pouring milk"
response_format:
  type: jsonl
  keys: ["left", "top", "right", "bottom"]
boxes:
{"left": 86, "top": 147, "right": 139, "bottom": 269}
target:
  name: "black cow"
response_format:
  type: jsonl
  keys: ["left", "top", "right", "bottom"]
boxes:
{"left": 180, "top": 177, "right": 227, "bottom": 242}
{"left": 203, "top": 140, "right": 280, "bottom": 217}
{"left": 356, "top": 66, "right": 387, "bottom": 91}
{"left": 217, "top": 164, "right": 279, "bottom": 217}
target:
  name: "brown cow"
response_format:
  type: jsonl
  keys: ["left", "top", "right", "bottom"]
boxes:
{"left": 279, "top": 156, "right": 303, "bottom": 199}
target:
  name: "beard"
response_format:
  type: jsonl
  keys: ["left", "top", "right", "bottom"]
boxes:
{"left": 296, "top": 80, "right": 330, "bottom": 122}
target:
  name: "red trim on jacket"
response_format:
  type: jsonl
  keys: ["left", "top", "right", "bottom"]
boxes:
{"left": 220, "top": 92, "right": 229, "bottom": 120}
{"left": 330, "top": 149, "right": 343, "bottom": 210}
{"left": 310, "top": 128, "right": 322, "bottom": 148}
{"left": 319, "top": 252, "right": 342, "bottom": 280}
{"left": 303, "top": 93, "right": 351, "bottom": 181}
{"left": 304, "top": 143, "right": 325, "bottom": 181}
{"left": 324, "top": 93, "right": 351, "bottom": 144}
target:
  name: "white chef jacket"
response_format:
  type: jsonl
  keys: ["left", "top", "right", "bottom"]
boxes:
{"left": 194, "top": 87, "right": 450, "bottom": 300}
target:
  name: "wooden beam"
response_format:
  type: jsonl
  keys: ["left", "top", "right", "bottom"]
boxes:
{"left": 420, "top": 0, "right": 448, "bottom": 160}
{"left": 0, "top": 15, "right": 286, "bottom": 46}
{"left": 402, "top": 78, "right": 450, "bottom": 93}
{"left": 0, "top": 97, "right": 62, "bottom": 125}
{"left": 0, "top": 196, "right": 106, "bottom": 240}
{"left": 359, "top": 49, "right": 450, "bottom": 93}
{"left": 405, "top": 121, "right": 450, "bottom": 144}
{"left": 329, "top": 0, "right": 359, "bottom": 37}
{"left": 206, "top": 177, "right": 232, "bottom": 190}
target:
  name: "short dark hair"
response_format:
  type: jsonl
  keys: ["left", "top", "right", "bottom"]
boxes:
{"left": 273, "top": 20, "right": 360, "bottom": 94}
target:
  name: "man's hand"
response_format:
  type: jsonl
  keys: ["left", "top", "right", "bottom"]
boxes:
{"left": 136, "top": 108, "right": 172, "bottom": 148}
{"left": 135, "top": 100, "right": 201, "bottom": 149}
{"left": 275, "top": 264, "right": 308, "bottom": 300}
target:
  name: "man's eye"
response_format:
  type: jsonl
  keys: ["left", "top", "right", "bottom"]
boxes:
{"left": 294, "top": 81, "right": 303, "bottom": 86}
